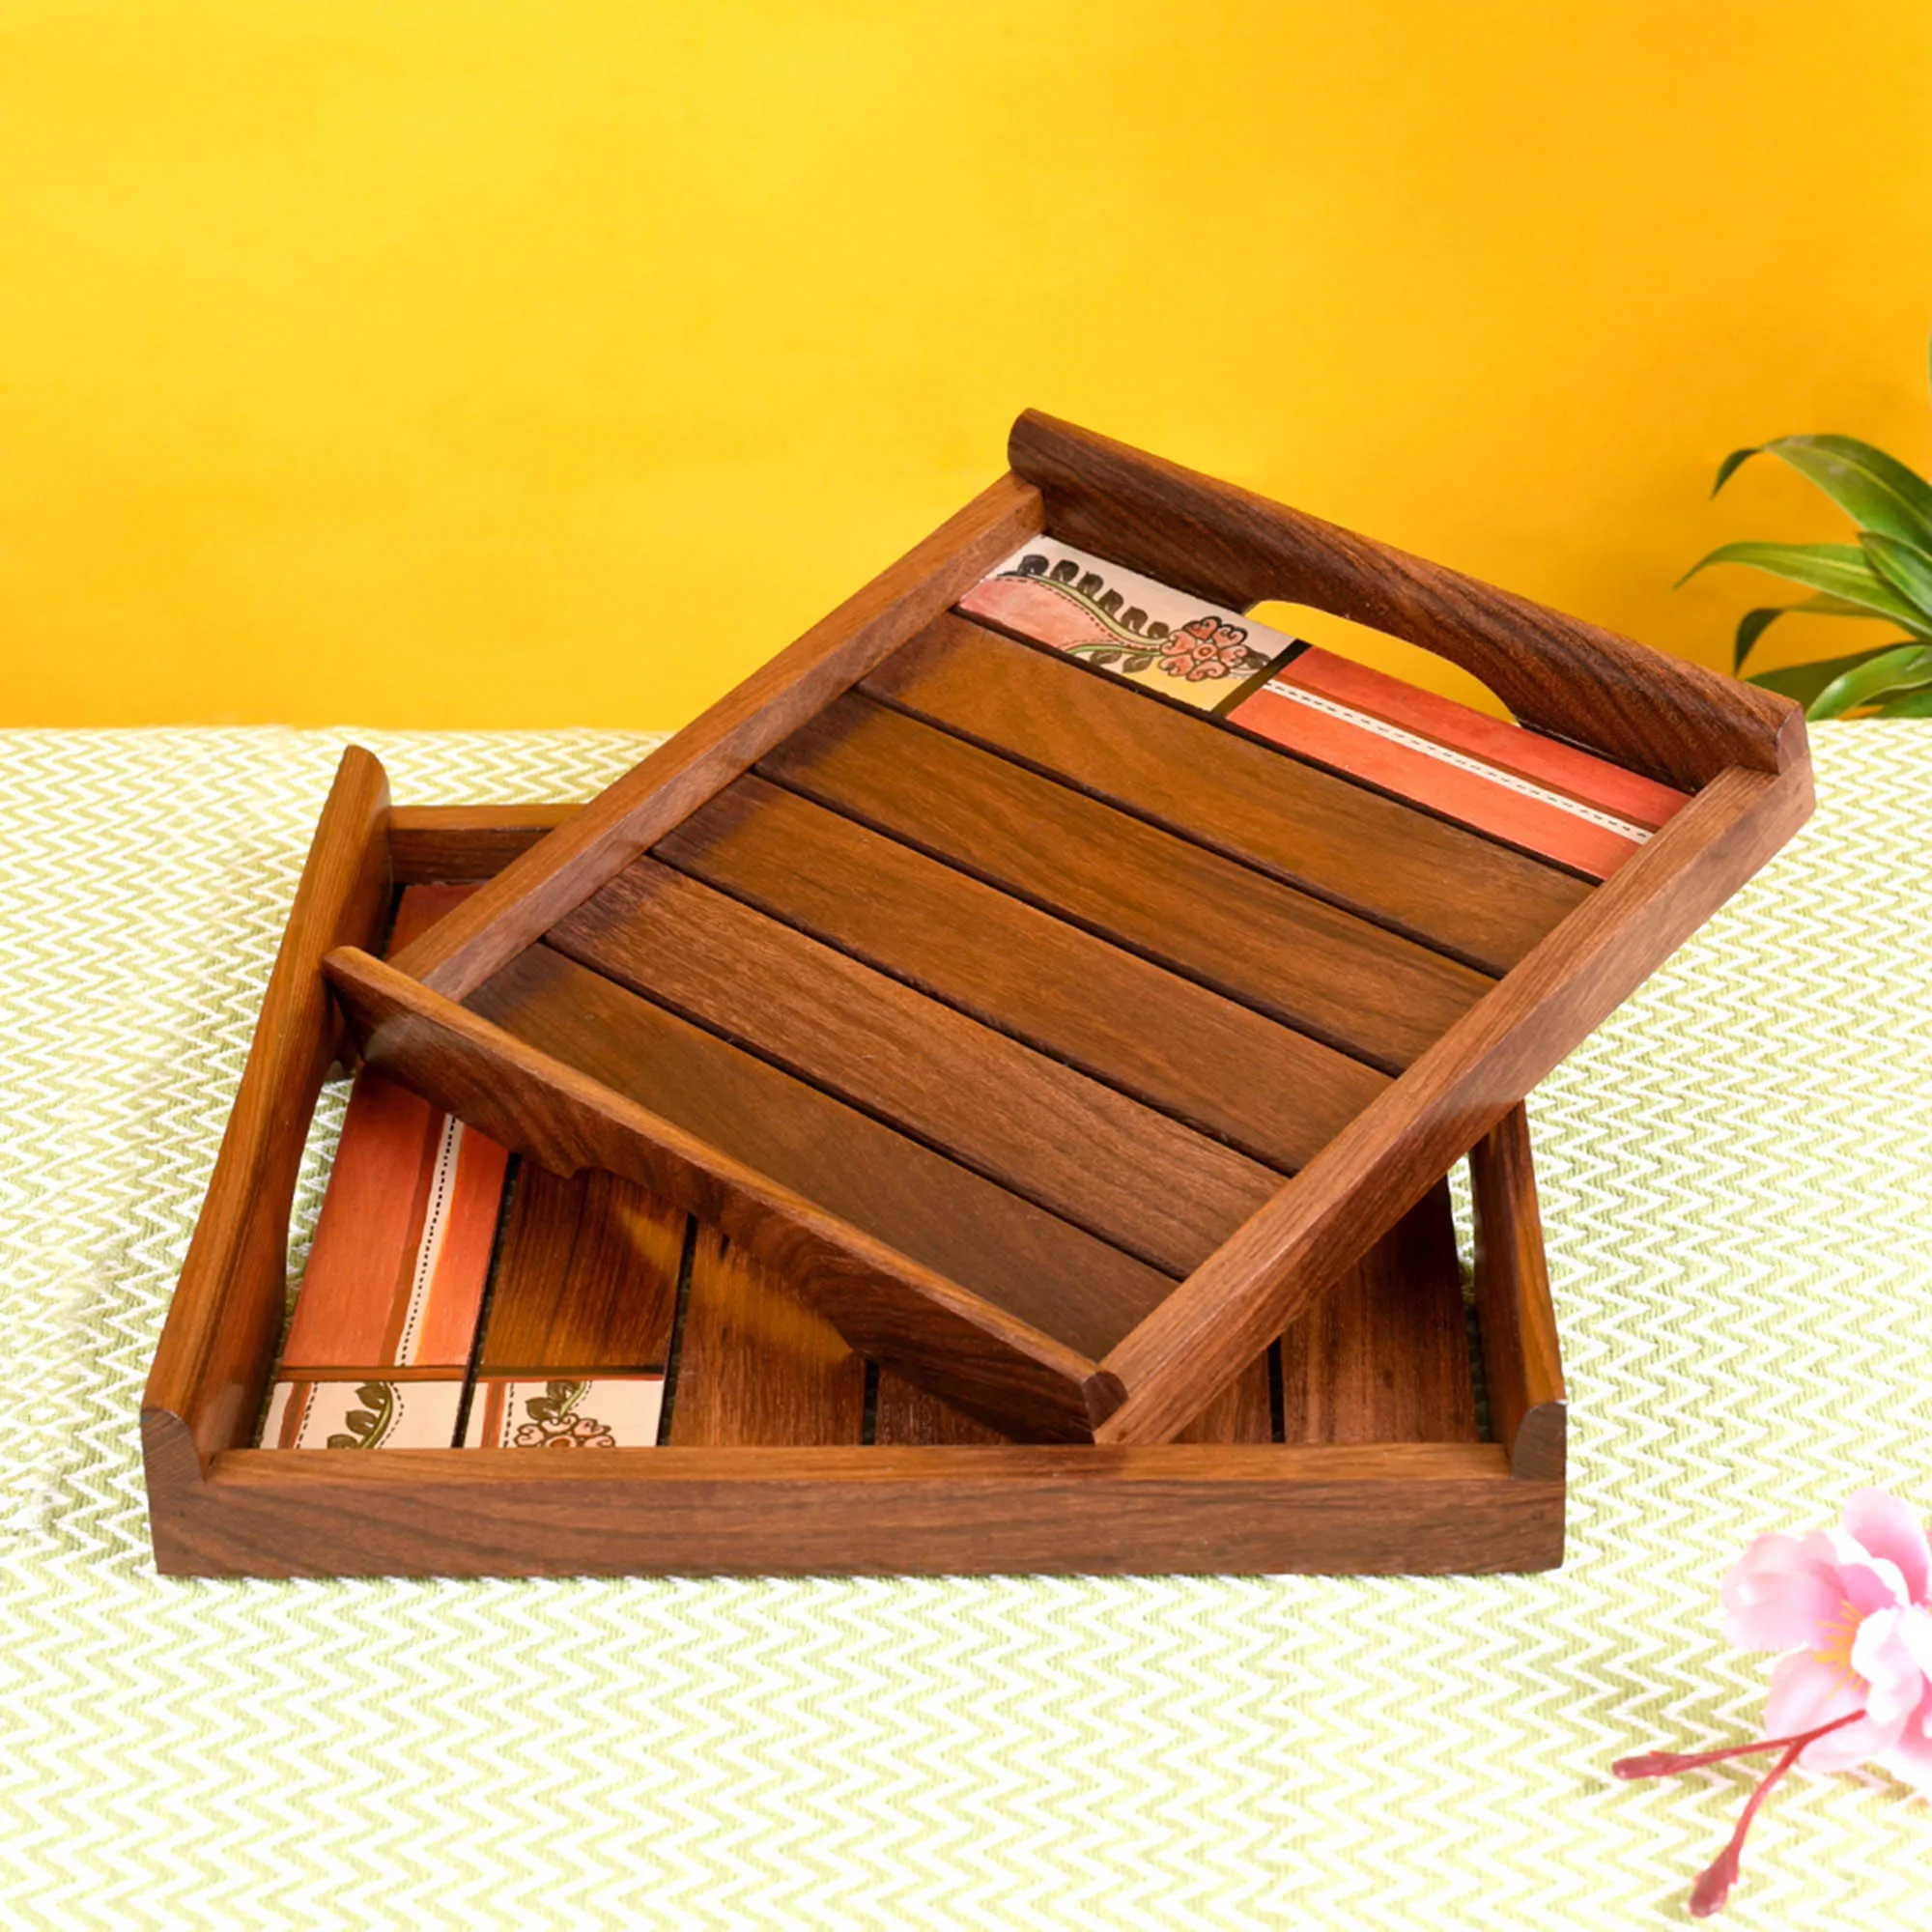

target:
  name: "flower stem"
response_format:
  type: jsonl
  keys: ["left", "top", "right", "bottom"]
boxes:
{"left": 1610, "top": 1708, "right": 1862, "bottom": 1780}
{"left": 1688, "top": 1735, "right": 1804, "bottom": 1918}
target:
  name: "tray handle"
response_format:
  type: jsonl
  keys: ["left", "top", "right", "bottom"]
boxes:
{"left": 1008, "top": 409, "right": 1804, "bottom": 794}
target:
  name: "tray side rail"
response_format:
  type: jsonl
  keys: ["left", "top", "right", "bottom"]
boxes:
{"left": 386, "top": 472, "right": 1044, "bottom": 1002}
{"left": 1094, "top": 755, "right": 1813, "bottom": 1444}
{"left": 150, "top": 802, "right": 1563, "bottom": 1577}
{"left": 142, "top": 747, "right": 393, "bottom": 1503}
{"left": 1470, "top": 1105, "right": 1567, "bottom": 1482}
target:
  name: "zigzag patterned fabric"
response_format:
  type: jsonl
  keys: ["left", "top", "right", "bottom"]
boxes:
{"left": 0, "top": 724, "right": 1926, "bottom": 1929}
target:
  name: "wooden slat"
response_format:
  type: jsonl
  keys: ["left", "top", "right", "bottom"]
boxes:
{"left": 552, "top": 861, "right": 1279, "bottom": 1275}
{"left": 1469, "top": 1106, "right": 1566, "bottom": 1481}
{"left": 1173, "top": 1353, "right": 1276, "bottom": 1445}
{"left": 760, "top": 695, "right": 1489, "bottom": 1073}
{"left": 388, "top": 473, "right": 1044, "bottom": 1000}
{"left": 1265, "top": 645, "right": 1690, "bottom": 830}
{"left": 1277, "top": 1181, "right": 1477, "bottom": 1443}
{"left": 480, "top": 1165, "right": 685, "bottom": 1375}
{"left": 1007, "top": 409, "right": 1802, "bottom": 792}
{"left": 655, "top": 777, "right": 1388, "bottom": 1171}
{"left": 871, "top": 1375, "right": 1007, "bottom": 1446}
{"left": 389, "top": 806, "right": 580, "bottom": 885}
{"left": 668, "top": 1226, "right": 867, "bottom": 1447}
{"left": 865, "top": 613, "right": 1590, "bottom": 974}
{"left": 1227, "top": 682, "right": 1648, "bottom": 880}
{"left": 279, "top": 883, "right": 510, "bottom": 1380}
{"left": 458, "top": 945, "right": 1174, "bottom": 1363}
{"left": 1094, "top": 759, "right": 1814, "bottom": 1446}
{"left": 327, "top": 945, "right": 1130, "bottom": 1441}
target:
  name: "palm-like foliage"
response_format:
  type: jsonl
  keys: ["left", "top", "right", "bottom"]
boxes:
{"left": 1681, "top": 342, "right": 1932, "bottom": 719}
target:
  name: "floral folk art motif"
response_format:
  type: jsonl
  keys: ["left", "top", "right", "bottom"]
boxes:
{"left": 1615, "top": 1489, "right": 1932, "bottom": 1916}
{"left": 959, "top": 547, "right": 1293, "bottom": 699}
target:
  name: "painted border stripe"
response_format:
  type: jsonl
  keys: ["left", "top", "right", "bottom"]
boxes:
{"left": 1231, "top": 681, "right": 1649, "bottom": 879}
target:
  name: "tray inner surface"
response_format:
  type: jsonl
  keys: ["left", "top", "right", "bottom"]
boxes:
{"left": 455, "top": 607, "right": 1599, "bottom": 1369}
{"left": 266, "top": 893, "right": 1483, "bottom": 1451}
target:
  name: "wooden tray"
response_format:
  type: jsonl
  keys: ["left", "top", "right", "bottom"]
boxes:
{"left": 142, "top": 757, "right": 1565, "bottom": 1577}
{"left": 316, "top": 412, "right": 1810, "bottom": 1445}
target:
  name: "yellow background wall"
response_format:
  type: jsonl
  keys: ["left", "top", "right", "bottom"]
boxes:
{"left": 6, "top": 2, "right": 1932, "bottom": 728}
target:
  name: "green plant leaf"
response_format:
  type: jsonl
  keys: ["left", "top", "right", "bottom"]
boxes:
{"left": 1861, "top": 532, "right": 1932, "bottom": 622}
{"left": 1876, "top": 686, "right": 1932, "bottom": 718}
{"left": 1731, "top": 594, "right": 1881, "bottom": 672}
{"left": 1747, "top": 642, "right": 1925, "bottom": 706}
{"left": 1679, "top": 541, "right": 1932, "bottom": 633}
{"left": 1807, "top": 643, "right": 1932, "bottom": 720}
{"left": 1713, "top": 435, "right": 1932, "bottom": 548}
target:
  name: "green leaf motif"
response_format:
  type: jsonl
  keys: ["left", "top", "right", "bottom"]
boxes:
{"left": 525, "top": 1380, "right": 585, "bottom": 1428}
{"left": 1861, "top": 532, "right": 1932, "bottom": 622}
{"left": 1807, "top": 644, "right": 1932, "bottom": 720}
{"left": 1713, "top": 435, "right": 1932, "bottom": 549}
{"left": 1679, "top": 541, "right": 1932, "bottom": 636}
{"left": 324, "top": 1380, "right": 397, "bottom": 1450}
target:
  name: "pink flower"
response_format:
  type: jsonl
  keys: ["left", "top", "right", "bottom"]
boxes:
{"left": 1614, "top": 1489, "right": 1932, "bottom": 1916}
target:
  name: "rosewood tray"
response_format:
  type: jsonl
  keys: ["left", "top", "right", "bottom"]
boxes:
{"left": 142, "top": 755, "right": 1565, "bottom": 1577}
{"left": 315, "top": 412, "right": 1810, "bottom": 1445}
{"left": 316, "top": 412, "right": 1810, "bottom": 1446}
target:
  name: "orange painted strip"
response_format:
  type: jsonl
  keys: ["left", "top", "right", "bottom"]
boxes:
{"left": 276, "top": 884, "right": 510, "bottom": 1378}
{"left": 1230, "top": 683, "right": 1643, "bottom": 878}
{"left": 283, "top": 1072, "right": 442, "bottom": 1368}
{"left": 414, "top": 1126, "right": 510, "bottom": 1364}
{"left": 1277, "top": 644, "right": 1689, "bottom": 830}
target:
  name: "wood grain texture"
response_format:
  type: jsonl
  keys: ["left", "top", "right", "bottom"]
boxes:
{"left": 868, "top": 613, "right": 1589, "bottom": 973}
{"left": 552, "top": 860, "right": 1279, "bottom": 1274}
{"left": 324, "top": 943, "right": 1135, "bottom": 1441}
{"left": 149, "top": 799, "right": 1568, "bottom": 1577}
{"left": 871, "top": 1375, "right": 1008, "bottom": 1446}
{"left": 387, "top": 474, "right": 1044, "bottom": 1000}
{"left": 656, "top": 777, "right": 1389, "bottom": 1170}
{"left": 388, "top": 804, "right": 580, "bottom": 883}
{"left": 465, "top": 944, "right": 1174, "bottom": 1358}
{"left": 142, "top": 746, "right": 392, "bottom": 1484}
{"left": 762, "top": 696, "right": 1490, "bottom": 1074}
{"left": 1094, "top": 759, "right": 1814, "bottom": 1446}
{"left": 1469, "top": 1105, "right": 1566, "bottom": 1481}
{"left": 1173, "top": 1353, "right": 1276, "bottom": 1446}
{"left": 668, "top": 1225, "right": 867, "bottom": 1447}
{"left": 156, "top": 1442, "right": 1561, "bottom": 1577}
{"left": 481, "top": 1164, "right": 685, "bottom": 1374}
{"left": 1277, "top": 1181, "right": 1477, "bottom": 1444}
{"left": 1008, "top": 410, "right": 1804, "bottom": 793}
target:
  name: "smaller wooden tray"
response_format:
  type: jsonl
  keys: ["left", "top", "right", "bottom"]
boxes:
{"left": 141, "top": 759, "right": 1564, "bottom": 1577}
{"left": 320, "top": 412, "right": 1810, "bottom": 1445}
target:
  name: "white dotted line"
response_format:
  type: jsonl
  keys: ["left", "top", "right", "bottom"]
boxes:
{"left": 397, "top": 1117, "right": 464, "bottom": 1364}
{"left": 1259, "top": 681, "right": 1654, "bottom": 844}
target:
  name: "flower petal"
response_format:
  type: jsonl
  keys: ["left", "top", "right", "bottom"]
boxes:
{"left": 1844, "top": 1490, "right": 1932, "bottom": 1605}
{"left": 1851, "top": 1607, "right": 1929, "bottom": 1726}
{"left": 1765, "top": 1648, "right": 1867, "bottom": 1738}
{"left": 1876, "top": 1686, "right": 1932, "bottom": 1794}
{"left": 1825, "top": 1528, "right": 1913, "bottom": 1613}
{"left": 1721, "top": 1533, "right": 1852, "bottom": 1651}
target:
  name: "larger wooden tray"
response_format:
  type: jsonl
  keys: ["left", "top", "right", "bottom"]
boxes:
{"left": 142, "top": 758, "right": 1565, "bottom": 1577}
{"left": 318, "top": 412, "right": 1812, "bottom": 1444}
